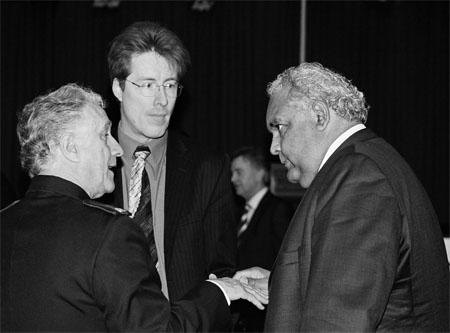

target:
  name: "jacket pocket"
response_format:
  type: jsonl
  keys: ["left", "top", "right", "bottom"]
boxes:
{"left": 277, "top": 249, "right": 299, "bottom": 266}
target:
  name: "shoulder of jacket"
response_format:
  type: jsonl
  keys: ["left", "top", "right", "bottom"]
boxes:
{"left": 82, "top": 199, "right": 130, "bottom": 216}
{"left": 0, "top": 199, "right": 20, "bottom": 213}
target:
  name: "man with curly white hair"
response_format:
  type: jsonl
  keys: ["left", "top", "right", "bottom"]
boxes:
{"left": 235, "top": 62, "right": 449, "bottom": 332}
{"left": 1, "top": 83, "right": 268, "bottom": 332}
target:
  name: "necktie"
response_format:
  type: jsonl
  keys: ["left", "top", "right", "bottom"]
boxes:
{"left": 237, "top": 203, "right": 252, "bottom": 237}
{"left": 128, "top": 146, "right": 158, "bottom": 266}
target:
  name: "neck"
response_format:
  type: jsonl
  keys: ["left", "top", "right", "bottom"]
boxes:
{"left": 42, "top": 164, "right": 91, "bottom": 198}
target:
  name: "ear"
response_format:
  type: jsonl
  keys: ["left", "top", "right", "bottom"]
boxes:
{"left": 59, "top": 133, "right": 81, "bottom": 163}
{"left": 112, "top": 78, "right": 123, "bottom": 102}
{"left": 256, "top": 168, "right": 267, "bottom": 183}
{"left": 311, "top": 101, "right": 330, "bottom": 131}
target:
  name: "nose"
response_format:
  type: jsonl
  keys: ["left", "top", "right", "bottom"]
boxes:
{"left": 231, "top": 172, "right": 237, "bottom": 184}
{"left": 154, "top": 85, "right": 169, "bottom": 106}
{"left": 270, "top": 135, "right": 280, "bottom": 156}
{"left": 109, "top": 136, "right": 124, "bottom": 157}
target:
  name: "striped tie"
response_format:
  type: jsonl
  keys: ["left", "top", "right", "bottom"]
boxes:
{"left": 128, "top": 146, "right": 158, "bottom": 266}
{"left": 237, "top": 203, "right": 252, "bottom": 237}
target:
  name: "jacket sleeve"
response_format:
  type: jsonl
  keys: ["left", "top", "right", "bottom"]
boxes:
{"left": 92, "top": 218, "right": 231, "bottom": 332}
{"left": 301, "top": 154, "right": 401, "bottom": 332}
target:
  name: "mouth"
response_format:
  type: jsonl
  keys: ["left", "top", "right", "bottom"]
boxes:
{"left": 281, "top": 160, "right": 292, "bottom": 169}
{"left": 148, "top": 112, "right": 167, "bottom": 117}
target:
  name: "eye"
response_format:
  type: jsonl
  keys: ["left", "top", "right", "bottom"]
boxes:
{"left": 276, "top": 124, "right": 287, "bottom": 133}
{"left": 143, "top": 82, "right": 157, "bottom": 89}
{"left": 164, "top": 82, "right": 177, "bottom": 89}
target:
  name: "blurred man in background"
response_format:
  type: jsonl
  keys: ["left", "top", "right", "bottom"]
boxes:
{"left": 230, "top": 146, "right": 294, "bottom": 332}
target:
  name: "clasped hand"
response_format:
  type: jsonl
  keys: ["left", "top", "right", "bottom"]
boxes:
{"left": 209, "top": 266, "right": 270, "bottom": 310}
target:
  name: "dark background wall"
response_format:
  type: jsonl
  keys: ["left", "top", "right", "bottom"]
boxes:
{"left": 1, "top": 0, "right": 448, "bottom": 235}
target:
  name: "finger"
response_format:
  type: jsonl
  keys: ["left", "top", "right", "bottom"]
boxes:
{"left": 208, "top": 273, "right": 217, "bottom": 279}
{"left": 251, "top": 278, "right": 269, "bottom": 291}
{"left": 243, "top": 285, "right": 269, "bottom": 303}
{"left": 234, "top": 268, "right": 261, "bottom": 280}
{"left": 241, "top": 281, "right": 269, "bottom": 298}
{"left": 240, "top": 291, "right": 266, "bottom": 310}
{"left": 233, "top": 271, "right": 245, "bottom": 280}
{"left": 238, "top": 276, "right": 249, "bottom": 285}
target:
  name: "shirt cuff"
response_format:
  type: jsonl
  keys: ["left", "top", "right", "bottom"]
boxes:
{"left": 207, "top": 280, "right": 231, "bottom": 306}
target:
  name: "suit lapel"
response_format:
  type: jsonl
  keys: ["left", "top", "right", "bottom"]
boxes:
{"left": 164, "top": 130, "right": 192, "bottom": 269}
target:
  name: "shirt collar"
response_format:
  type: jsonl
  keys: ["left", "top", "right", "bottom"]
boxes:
{"left": 247, "top": 186, "right": 268, "bottom": 210}
{"left": 118, "top": 122, "right": 167, "bottom": 164}
{"left": 318, "top": 123, "right": 366, "bottom": 171}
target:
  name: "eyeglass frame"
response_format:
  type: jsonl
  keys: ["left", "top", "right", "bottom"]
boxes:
{"left": 124, "top": 78, "right": 183, "bottom": 98}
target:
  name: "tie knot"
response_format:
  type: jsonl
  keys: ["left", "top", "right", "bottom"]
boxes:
{"left": 134, "top": 145, "right": 150, "bottom": 160}
{"left": 244, "top": 203, "right": 252, "bottom": 212}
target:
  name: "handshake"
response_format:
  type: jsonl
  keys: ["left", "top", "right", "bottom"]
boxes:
{"left": 209, "top": 267, "right": 270, "bottom": 310}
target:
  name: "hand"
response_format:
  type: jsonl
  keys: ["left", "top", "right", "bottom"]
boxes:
{"left": 233, "top": 267, "right": 270, "bottom": 293}
{"left": 209, "top": 274, "right": 269, "bottom": 310}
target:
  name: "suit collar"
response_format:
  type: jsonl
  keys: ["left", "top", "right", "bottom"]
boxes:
{"left": 27, "top": 175, "right": 90, "bottom": 201}
{"left": 319, "top": 124, "right": 366, "bottom": 171}
{"left": 316, "top": 128, "right": 378, "bottom": 180}
{"left": 337, "top": 127, "right": 378, "bottom": 150}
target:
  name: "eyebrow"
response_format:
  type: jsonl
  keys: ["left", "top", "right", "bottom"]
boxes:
{"left": 136, "top": 76, "right": 178, "bottom": 82}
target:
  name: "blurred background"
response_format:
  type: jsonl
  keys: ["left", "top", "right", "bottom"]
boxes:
{"left": 1, "top": 0, "right": 448, "bottom": 235}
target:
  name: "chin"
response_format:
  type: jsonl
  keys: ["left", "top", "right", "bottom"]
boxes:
{"left": 143, "top": 127, "right": 168, "bottom": 139}
{"left": 286, "top": 169, "right": 301, "bottom": 184}
{"left": 104, "top": 183, "right": 115, "bottom": 194}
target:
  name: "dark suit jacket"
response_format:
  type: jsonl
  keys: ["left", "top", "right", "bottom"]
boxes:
{"left": 102, "top": 129, "right": 237, "bottom": 301}
{"left": 1, "top": 176, "right": 230, "bottom": 332}
{"left": 237, "top": 191, "right": 293, "bottom": 270}
{"left": 233, "top": 191, "right": 294, "bottom": 332}
{"left": 265, "top": 128, "right": 449, "bottom": 332}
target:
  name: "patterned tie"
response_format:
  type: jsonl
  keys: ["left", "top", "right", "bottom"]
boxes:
{"left": 237, "top": 203, "right": 252, "bottom": 238}
{"left": 128, "top": 146, "right": 158, "bottom": 266}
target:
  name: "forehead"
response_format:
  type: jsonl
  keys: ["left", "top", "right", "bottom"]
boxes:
{"left": 232, "top": 156, "right": 253, "bottom": 170}
{"left": 129, "top": 51, "right": 177, "bottom": 80}
{"left": 79, "top": 104, "right": 109, "bottom": 130}
{"left": 266, "top": 86, "right": 293, "bottom": 125}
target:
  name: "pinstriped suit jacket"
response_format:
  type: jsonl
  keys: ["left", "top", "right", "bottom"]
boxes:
{"left": 265, "top": 128, "right": 449, "bottom": 332}
{"left": 103, "top": 129, "right": 237, "bottom": 301}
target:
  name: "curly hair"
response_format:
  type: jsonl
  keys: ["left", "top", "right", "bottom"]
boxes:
{"left": 267, "top": 62, "right": 369, "bottom": 123}
{"left": 16, "top": 83, "right": 105, "bottom": 177}
{"left": 107, "top": 21, "right": 191, "bottom": 88}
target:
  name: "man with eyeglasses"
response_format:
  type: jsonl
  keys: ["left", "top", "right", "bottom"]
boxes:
{"left": 1, "top": 83, "right": 268, "bottom": 332}
{"left": 102, "top": 21, "right": 238, "bottom": 303}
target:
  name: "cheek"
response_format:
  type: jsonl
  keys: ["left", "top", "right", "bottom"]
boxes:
{"left": 124, "top": 95, "right": 148, "bottom": 114}
{"left": 282, "top": 131, "right": 302, "bottom": 153}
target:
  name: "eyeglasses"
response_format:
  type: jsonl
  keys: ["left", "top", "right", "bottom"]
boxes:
{"left": 125, "top": 79, "right": 183, "bottom": 98}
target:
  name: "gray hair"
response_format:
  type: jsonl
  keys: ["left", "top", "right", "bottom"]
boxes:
{"left": 267, "top": 62, "right": 369, "bottom": 123}
{"left": 16, "top": 83, "right": 105, "bottom": 177}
